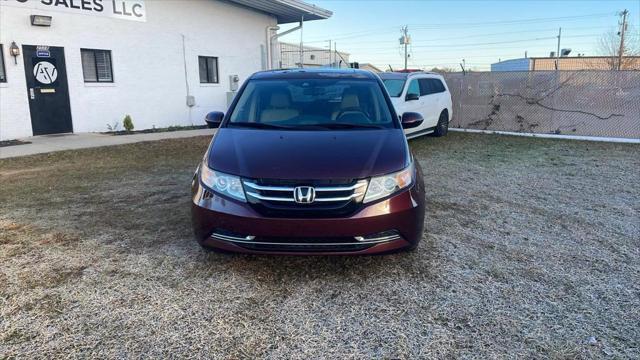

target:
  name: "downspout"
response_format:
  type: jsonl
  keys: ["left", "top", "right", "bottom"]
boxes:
{"left": 266, "top": 21, "right": 304, "bottom": 70}
{"left": 265, "top": 25, "right": 279, "bottom": 70}
{"left": 299, "top": 15, "right": 304, "bottom": 68}
{"left": 181, "top": 34, "right": 193, "bottom": 125}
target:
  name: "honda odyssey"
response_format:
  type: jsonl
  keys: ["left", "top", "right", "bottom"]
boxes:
{"left": 191, "top": 69, "right": 426, "bottom": 255}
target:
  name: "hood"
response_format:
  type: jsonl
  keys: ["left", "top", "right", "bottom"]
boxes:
{"left": 208, "top": 128, "right": 409, "bottom": 180}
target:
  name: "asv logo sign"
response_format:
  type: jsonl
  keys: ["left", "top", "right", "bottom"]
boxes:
{"left": 33, "top": 61, "right": 58, "bottom": 85}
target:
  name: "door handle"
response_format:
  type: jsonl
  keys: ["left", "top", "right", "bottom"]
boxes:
{"left": 29, "top": 88, "right": 35, "bottom": 100}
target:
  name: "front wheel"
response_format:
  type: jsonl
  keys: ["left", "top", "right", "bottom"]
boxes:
{"left": 432, "top": 111, "right": 449, "bottom": 137}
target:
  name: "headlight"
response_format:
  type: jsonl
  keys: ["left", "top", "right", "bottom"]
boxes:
{"left": 199, "top": 162, "right": 246, "bottom": 202}
{"left": 364, "top": 163, "right": 413, "bottom": 203}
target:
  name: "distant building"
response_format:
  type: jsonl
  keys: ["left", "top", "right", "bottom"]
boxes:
{"left": 358, "top": 63, "right": 382, "bottom": 73}
{"left": 491, "top": 56, "right": 640, "bottom": 71}
{"left": 278, "top": 42, "right": 349, "bottom": 68}
{"left": 490, "top": 58, "right": 532, "bottom": 71}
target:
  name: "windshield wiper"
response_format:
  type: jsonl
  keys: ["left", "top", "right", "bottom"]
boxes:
{"left": 306, "top": 123, "right": 385, "bottom": 130}
{"left": 228, "top": 122, "right": 384, "bottom": 130}
{"left": 227, "top": 122, "right": 296, "bottom": 130}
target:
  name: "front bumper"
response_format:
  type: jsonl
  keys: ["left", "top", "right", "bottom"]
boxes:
{"left": 191, "top": 177, "right": 425, "bottom": 255}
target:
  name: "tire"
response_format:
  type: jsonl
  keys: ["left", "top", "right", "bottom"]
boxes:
{"left": 432, "top": 111, "right": 449, "bottom": 137}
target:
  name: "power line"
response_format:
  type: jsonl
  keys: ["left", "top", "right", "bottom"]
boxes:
{"left": 407, "top": 12, "right": 614, "bottom": 28}
{"left": 302, "top": 12, "right": 614, "bottom": 42}
{"left": 322, "top": 35, "right": 602, "bottom": 54}
{"left": 348, "top": 41, "right": 599, "bottom": 56}
{"left": 306, "top": 25, "right": 615, "bottom": 46}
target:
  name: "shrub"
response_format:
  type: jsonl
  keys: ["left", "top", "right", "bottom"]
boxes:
{"left": 106, "top": 121, "right": 119, "bottom": 132}
{"left": 123, "top": 115, "right": 134, "bottom": 132}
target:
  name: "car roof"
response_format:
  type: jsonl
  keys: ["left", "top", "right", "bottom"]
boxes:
{"left": 250, "top": 68, "right": 379, "bottom": 80}
{"left": 378, "top": 71, "right": 443, "bottom": 80}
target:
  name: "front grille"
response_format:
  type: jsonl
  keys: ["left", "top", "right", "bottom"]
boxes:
{"left": 238, "top": 243, "right": 373, "bottom": 252}
{"left": 242, "top": 178, "right": 368, "bottom": 218}
{"left": 209, "top": 230, "right": 403, "bottom": 253}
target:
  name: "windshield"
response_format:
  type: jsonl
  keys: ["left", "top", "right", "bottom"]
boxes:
{"left": 382, "top": 79, "right": 406, "bottom": 97}
{"left": 228, "top": 78, "right": 396, "bottom": 129}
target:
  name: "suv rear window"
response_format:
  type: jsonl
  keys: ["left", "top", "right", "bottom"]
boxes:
{"left": 419, "top": 78, "right": 446, "bottom": 95}
{"left": 229, "top": 79, "right": 396, "bottom": 129}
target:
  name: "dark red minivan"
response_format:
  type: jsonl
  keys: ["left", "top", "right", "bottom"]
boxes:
{"left": 191, "top": 69, "right": 426, "bottom": 255}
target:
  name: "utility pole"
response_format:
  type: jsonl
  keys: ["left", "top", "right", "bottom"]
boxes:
{"left": 400, "top": 26, "right": 410, "bottom": 70}
{"left": 556, "top": 27, "right": 561, "bottom": 70}
{"left": 617, "top": 9, "right": 629, "bottom": 70}
{"left": 327, "top": 40, "right": 332, "bottom": 67}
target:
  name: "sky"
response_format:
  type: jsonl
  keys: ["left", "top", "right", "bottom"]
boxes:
{"left": 279, "top": 0, "right": 640, "bottom": 71}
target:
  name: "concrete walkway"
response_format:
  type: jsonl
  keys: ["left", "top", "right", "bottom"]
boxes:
{"left": 0, "top": 129, "right": 216, "bottom": 159}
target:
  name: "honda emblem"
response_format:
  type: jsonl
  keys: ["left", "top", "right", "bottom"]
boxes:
{"left": 294, "top": 186, "right": 316, "bottom": 204}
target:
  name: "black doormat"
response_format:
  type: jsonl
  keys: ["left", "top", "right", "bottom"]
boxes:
{"left": 0, "top": 140, "right": 32, "bottom": 148}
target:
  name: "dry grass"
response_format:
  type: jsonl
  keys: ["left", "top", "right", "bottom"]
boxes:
{"left": 0, "top": 133, "right": 638, "bottom": 359}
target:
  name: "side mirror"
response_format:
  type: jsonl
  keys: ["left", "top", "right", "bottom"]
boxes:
{"left": 405, "top": 93, "right": 419, "bottom": 101}
{"left": 205, "top": 111, "right": 224, "bottom": 128}
{"left": 401, "top": 112, "right": 424, "bottom": 129}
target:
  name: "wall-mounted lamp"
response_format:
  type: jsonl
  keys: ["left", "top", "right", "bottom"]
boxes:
{"left": 9, "top": 42, "right": 20, "bottom": 65}
{"left": 30, "top": 15, "right": 52, "bottom": 27}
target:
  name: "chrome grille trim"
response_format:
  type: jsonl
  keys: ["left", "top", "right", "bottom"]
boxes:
{"left": 314, "top": 192, "right": 364, "bottom": 202}
{"left": 245, "top": 191, "right": 295, "bottom": 202}
{"left": 243, "top": 182, "right": 295, "bottom": 192}
{"left": 210, "top": 232, "right": 256, "bottom": 242}
{"left": 243, "top": 181, "right": 366, "bottom": 192}
{"left": 355, "top": 234, "right": 401, "bottom": 242}
{"left": 210, "top": 235, "right": 401, "bottom": 246}
{"left": 245, "top": 191, "right": 364, "bottom": 202}
{"left": 242, "top": 180, "right": 368, "bottom": 203}
{"left": 314, "top": 183, "right": 367, "bottom": 192}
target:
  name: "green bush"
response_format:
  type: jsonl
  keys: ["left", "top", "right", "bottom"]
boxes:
{"left": 123, "top": 115, "right": 134, "bottom": 132}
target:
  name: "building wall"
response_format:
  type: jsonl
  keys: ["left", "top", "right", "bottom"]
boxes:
{"left": 0, "top": 0, "right": 275, "bottom": 140}
{"left": 490, "top": 58, "right": 531, "bottom": 72}
{"left": 532, "top": 57, "right": 640, "bottom": 70}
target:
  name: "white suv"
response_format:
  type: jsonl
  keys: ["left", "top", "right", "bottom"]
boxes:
{"left": 379, "top": 72, "right": 452, "bottom": 139}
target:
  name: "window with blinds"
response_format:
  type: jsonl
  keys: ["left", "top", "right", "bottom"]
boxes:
{"left": 81, "top": 49, "right": 113, "bottom": 83}
{"left": 198, "top": 56, "right": 219, "bottom": 84}
{"left": 0, "top": 45, "right": 6, "bottom": 83}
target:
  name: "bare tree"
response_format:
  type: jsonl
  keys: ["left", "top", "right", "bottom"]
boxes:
{"left": 429, "top": 67, "right": 456, "bottom": 73}
{"left": 596, "top": 25, "right": 639, "bottom": 70}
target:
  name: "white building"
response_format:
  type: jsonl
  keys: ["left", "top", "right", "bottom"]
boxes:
{"left": 278, "top": 42, "right": 349, "bottom": 68}
{"left": 0, "top": 0, "right": 331, "bottom": 140}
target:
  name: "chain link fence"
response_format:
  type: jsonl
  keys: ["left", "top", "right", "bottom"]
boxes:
{"left": 442, "top": 71, "right": 640, "bottom": 139}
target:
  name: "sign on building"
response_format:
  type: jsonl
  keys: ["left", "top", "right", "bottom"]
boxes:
{"left": 2, "top": 0, "right": 147, "bottom": 22}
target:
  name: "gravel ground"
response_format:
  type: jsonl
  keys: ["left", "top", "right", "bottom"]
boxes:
{"left": 0, "top": 132, "right": 638, "bottom": 359}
